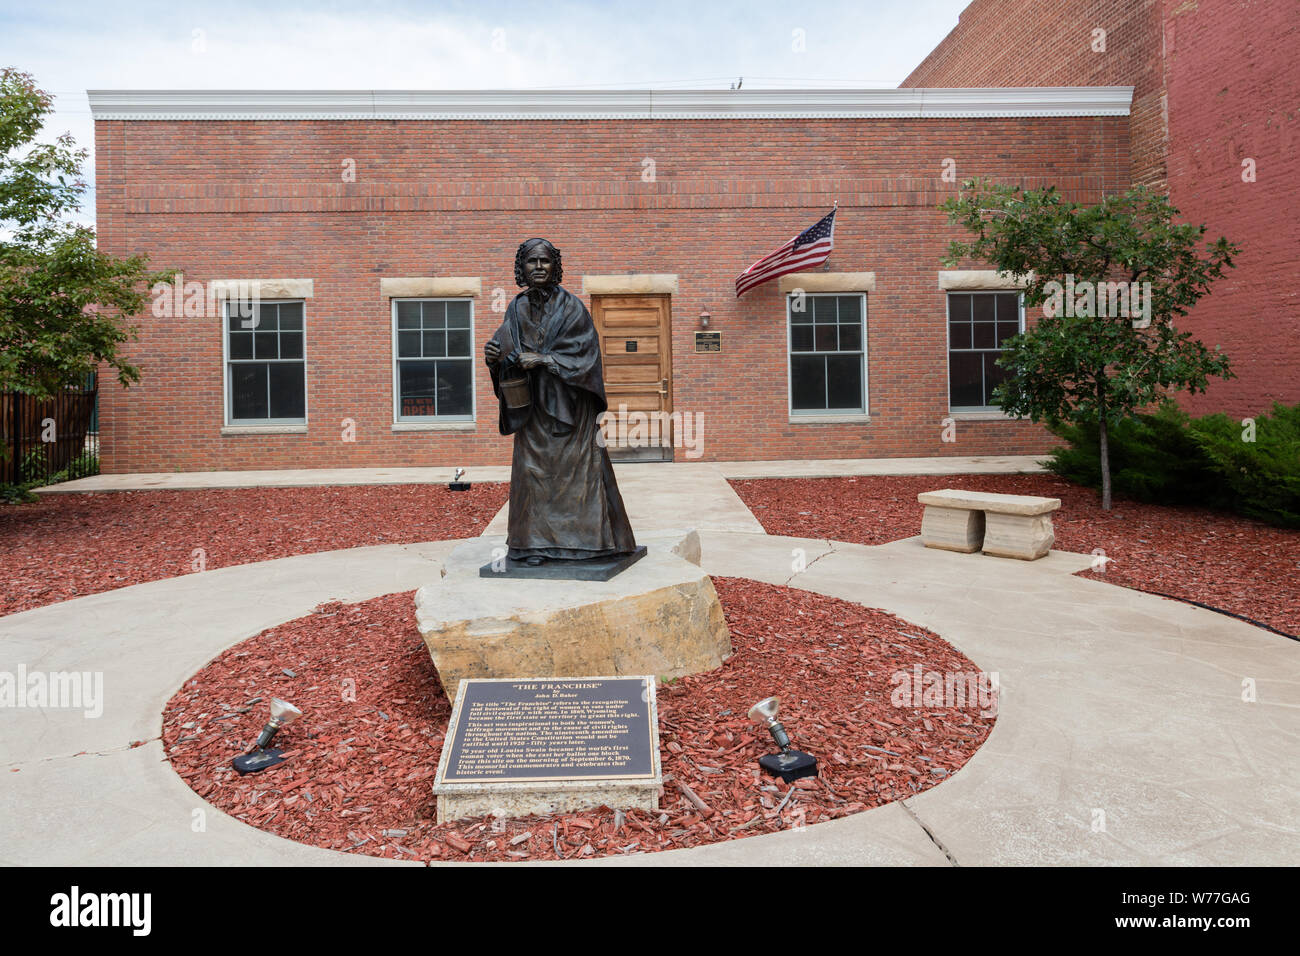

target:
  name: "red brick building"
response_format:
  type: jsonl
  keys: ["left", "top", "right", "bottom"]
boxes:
{"left": 91, "top": 85, "right": 1136, "bottom": 472}
{"left": 904, "top": 0, "right": 1300, "bottom": 420}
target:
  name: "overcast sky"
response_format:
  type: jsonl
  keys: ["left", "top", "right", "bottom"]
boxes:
{"left": 1, "top": 0, "right": 970, "bottom": 227}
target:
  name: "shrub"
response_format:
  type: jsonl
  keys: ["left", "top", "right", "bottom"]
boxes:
{"left": 1191, "top": 402, "right": 1300, "bottom": 528}
{"left": 0, "top": 481, "right": 39, "bottom": 504}
{"left": 1046, "top": 400, "right": 1300, "bottom": 527}
{"left": 1045, "top": 400, "right": 1225, "bottom": 507}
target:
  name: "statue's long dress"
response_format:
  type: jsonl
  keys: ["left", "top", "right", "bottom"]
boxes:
{"left": 488, "top": 286, "right": 638, "bottom": 561}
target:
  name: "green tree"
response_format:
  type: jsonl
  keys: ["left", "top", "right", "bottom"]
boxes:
{"left": 942, "top": 179, "right": 1237, "bottom": 509}
{"left": 0, "top": 68, "right": 174, "bottom": 402}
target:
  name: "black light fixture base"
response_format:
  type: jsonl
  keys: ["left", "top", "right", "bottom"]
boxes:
{"left": 232, "top": 747, "right": 287, "bottom": 775}
{"left": 448, "top": 482, "right": 471, "bottom": 491}
{"left": 758, "top": 749, "right": 818, "bottom": 783}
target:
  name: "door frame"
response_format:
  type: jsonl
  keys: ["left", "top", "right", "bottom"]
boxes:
{"left": 590, "top": 292, "right": 674, "bottom": 462}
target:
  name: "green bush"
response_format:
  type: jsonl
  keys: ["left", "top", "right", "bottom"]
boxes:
{"left": 0, "top": 450, "right": 98, "bottom": 505}
{"left": 1046, "top": 399, "right": 1300, "bottom": 527}
{"left": 1045, "top": 400, "right": 1226, "bottom": 507}
{"left": 0, "top": 481, "right": 39, "bottom": 504}
{"left": 1191, "top": 402, "right": 1300, "bottom": 528}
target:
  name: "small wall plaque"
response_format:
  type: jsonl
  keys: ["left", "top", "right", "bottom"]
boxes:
{"left": 695, "top": 331, "right": 721, "bottom": 353}
{"left": 625, "top": 340, "right": 638, "bottom": 352}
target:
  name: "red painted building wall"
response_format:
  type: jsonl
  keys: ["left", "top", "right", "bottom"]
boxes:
{"left": 904, "top": 0, "right": 1300, "bottom": 419}
{"left": 1160, "top": 0, "right": 1300, "bottom": 417}
{"left": 93, "top": 111, "right": 1129, "bottom": 472}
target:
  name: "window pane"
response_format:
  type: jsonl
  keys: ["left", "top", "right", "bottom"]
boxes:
{"left": 446, "top": 329, "right": 471, "bottom": 357}
{"left": 825, "top": 355, "right": 863, "bottom": 409}
{"left": 398, "top": 361, "right": 438, "bottom": 417}
{"left": 254, "top": 331, "right": 279, "bottom": 359}
{"left": 279, "top": 331, "right": 304, "bottom": 359}
{"left": 227, "top": 303, "right": 257, "bottom": 330}
{"left": 812, "top": 297, "right": 836, "bottom": 324}
{"left": 277, "top": 303, "right": 303, "bottom": 329}
{"left": 423, "top": 330, "right": 447, "bottom": 357}
{"left": 790, "top": 324, "right": 814, "bottom": 351}
{"left": 396, "top": 301, "right": 421, "bottom": 328}
{"left": 983, "top": 352, "right": 1010, "bottom": 405}
{"left": 837, "top": 296, "right": 861, "bottom": 325}
{"left": 397, "top": 330, "right": 421, "bottom": 358}
{"left": 997, "top": 294, "right": 1021, "bottom": 342}
{"left": 790, "top": 355, "right": 826, "bottom": 410}
{"left": 268, "top": 363, "right": 305, "bottom": 419}
{"left": 436, "top": 360, "right": 473, "bottom": 416}
{"left": 949, "top": 320, "right": 971, "bottom": 350}
{"left": 949, "top": 352, "right": 983, "bottom": 408}
{"left": 814, "top": 324, "right": 838, "bottom": 351}
{"left": 789, "top": 300, "right": 812, "bottom": 324}
{"left": 972, "top": 295, "right": 995, "bottom": 324}
{"left": 996, "top": 294, "right": 1020, "bottom": 322}
{"left": 838, "top": 323, "right": 862, "bottom": 351}
{"left": 228, "top": 331, "right": 253, "bottom": 360}
{"left": 255, "top": 304, "right": 279, "bottom": 330}
{"left": 948, "top": 294, "right": 971, "bottom": 323}
{"left": 231, "top": 364, "right": 268, "bottom": 420}
{"left": 972, "top": 322, "right": 997, "bottom": 349}
{"left": 421, "top": 301, "right": 446, "bottom": 327}
{"left": 446, "top": 301, "right": 471, "bottom": 327}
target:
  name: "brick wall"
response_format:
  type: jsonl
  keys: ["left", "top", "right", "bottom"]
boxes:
{"left": 902, "top": 0, "right": 1165, "bottom": 189}
{"left": 904, "top": 0, "right": 1300, "bottom": 419}
{"left": 1160, "top": 0, "right": 1300, "bottom": 417}
{"left": 95, "top": 115, "right": 1129, "bottom": 472}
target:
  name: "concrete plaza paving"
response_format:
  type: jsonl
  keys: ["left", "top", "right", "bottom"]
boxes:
{"left": 4, "top": 460, "right": 1296, "bottom": 865}
{"left": 35, "top": 454, "right": 1048, "bottom": 494}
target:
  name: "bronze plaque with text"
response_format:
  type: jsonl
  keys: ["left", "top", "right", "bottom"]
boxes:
{"left": 440, "top": 677, "right": 657, "bottom": 784}
{"left": 694, "top": 331, "right": 721, "bottom": 352}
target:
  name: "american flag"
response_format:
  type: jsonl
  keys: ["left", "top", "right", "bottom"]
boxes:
{"left": 735, "top": 208, "right": 837, "bottom": 298}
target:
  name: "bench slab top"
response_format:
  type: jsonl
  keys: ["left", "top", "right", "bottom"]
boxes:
{"left": 918, "top": 489, "right": 1062, "bottom": 515}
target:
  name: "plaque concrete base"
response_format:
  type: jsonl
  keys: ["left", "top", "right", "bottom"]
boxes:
{"left": 478, "top": 545, "right": 647, "bottom": 581}
{"left": 415, "top": 529, "right": 730, "bottom": 704}
{"left": 437, "top": 779, "right": 659, "bottom": 822}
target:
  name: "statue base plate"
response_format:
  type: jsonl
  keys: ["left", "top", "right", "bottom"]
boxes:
{"left": 479, "top": 545, "right": 647, "bottom": 581}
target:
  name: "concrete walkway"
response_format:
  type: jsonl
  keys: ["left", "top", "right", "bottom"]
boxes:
{"left": 2, "top": 517, "right": 1295, "bottom": 865}
{"left": 35, "top": 455, "right": 1048, "bottom": 494}
{"left": 484, "top": 464, "right": 766, "bottom": 535}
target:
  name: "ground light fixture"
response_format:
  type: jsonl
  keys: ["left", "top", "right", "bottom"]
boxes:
{"left": 748, "top": 696, "right": 818, "bottom": 783}
{"left": 232, "top": 698, "right": 303, "bottom": 775}
{"left": 449, "top": 467, "right": 470, "bottom": 491}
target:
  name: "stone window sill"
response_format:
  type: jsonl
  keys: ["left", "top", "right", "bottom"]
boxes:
{"left": 788, "top": 414, "right": 873, "bottom": 425}
{"left": 391, "top": 422, "right": 477, "bottom": 432}
{"left": 947, "top": 411, "right": 1025, "bottom": 422}
{"left": 221, "top": 424, "right": 308, "bottom": 435}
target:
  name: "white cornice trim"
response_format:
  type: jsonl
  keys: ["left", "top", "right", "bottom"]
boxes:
{"left": 87, "top": 87, "right": 1134, "bottom": 121}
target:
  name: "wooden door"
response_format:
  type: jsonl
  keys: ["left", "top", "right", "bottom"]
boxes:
{"left": 590, "top": 294, "right": 673, "bottom": 461}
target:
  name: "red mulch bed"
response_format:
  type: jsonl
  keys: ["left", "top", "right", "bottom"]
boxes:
{"left": 162, "top": 577, "right": 996, "bottom": 863}
{"left": 730, "top": 474, "right": 1300, "bottom": 637}
{"left": 0, "top": 484, "right": 508, "bottom": 618}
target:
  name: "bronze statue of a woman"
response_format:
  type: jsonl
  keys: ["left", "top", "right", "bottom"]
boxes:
{"left": 484, "top": 238, "right": 639, "bottom": 569}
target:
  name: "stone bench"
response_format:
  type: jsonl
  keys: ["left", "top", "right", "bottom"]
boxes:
{"left": 917, "top": 489, "right": 1062, "bottom": 560}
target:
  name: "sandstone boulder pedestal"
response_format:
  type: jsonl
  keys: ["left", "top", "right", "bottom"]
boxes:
{"left": 415, "top": 529, "right": 731, "bottom": 704}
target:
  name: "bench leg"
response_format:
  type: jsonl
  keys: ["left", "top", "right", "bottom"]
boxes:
{"left": 982, "top": 512, "right": 1055, "bottom": 560}
{"left": 920, "top": 506, "right": 985, "bottom": 553}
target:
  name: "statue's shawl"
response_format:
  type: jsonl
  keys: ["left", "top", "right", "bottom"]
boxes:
{"left": 489, "top": 285, "right": 608, "bottom": 436}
